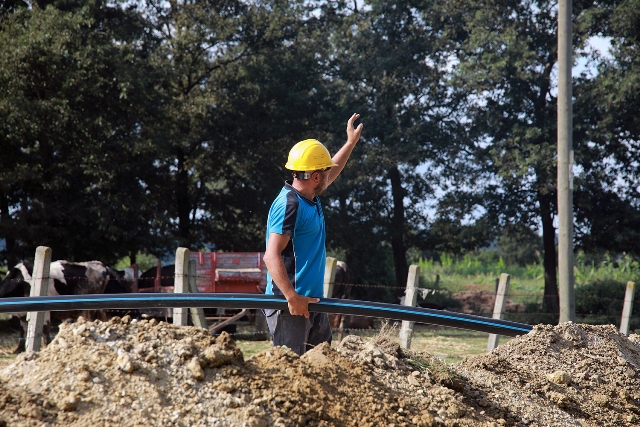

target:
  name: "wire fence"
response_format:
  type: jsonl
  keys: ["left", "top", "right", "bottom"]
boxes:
{"left": 1, "top": 272, "right": 638, "bottom": 332}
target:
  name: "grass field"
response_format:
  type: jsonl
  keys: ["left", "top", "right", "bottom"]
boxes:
{"left": 418, "top": 251, "right": 640, "bottom": 297}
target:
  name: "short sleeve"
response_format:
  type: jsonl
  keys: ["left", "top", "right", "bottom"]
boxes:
{"left": 267, "top": 191, "right": 298, "bottom": 236}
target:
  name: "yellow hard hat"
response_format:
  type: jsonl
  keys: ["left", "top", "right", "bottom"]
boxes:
{"left": 285, "top": 139, "right": 338, "bottom": 171}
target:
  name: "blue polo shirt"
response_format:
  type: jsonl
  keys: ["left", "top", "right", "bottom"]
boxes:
{"left": 265, "top": 181, "right": 326, "bottom": 298}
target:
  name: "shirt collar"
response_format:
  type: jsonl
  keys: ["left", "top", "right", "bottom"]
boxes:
{"left": 285, "top": 181, "right": 318, "bottom": 205}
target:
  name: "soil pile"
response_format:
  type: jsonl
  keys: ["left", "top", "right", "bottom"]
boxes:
{"left": 0, "top": 318, "right": 639, "bottom": 427}
{"left": 456, "top": 323, "right": 640, "bottom": 426}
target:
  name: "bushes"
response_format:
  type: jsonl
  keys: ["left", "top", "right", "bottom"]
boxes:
{"left": 575, "top": 279, "right": 640, "bottom": 331}
{"left": 414, "top": 250, "right": 640, "bottom": 330}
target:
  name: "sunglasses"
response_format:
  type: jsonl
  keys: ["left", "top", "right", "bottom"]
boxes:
{"left": 295, "top": 167, "right": 332, "bottom": 180}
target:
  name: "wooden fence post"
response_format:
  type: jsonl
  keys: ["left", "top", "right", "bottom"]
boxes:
{"left": 324, "top": 257, "right": 337, "bottom": 298}
{"left": 487, "top": 273, "right": 510, "bottom": 352}
{"left": 400, "top": 265, "right": 420, "bottom": 349}
{"left": 188, "top": 260, "right": 208, "bottom": 329}
{"left": 173, "top": 247, "right": 190, "bottom": 326}
{"left": 26, "top": 246, "right": 52, "bottom": 353}
{"left": 620, "top": 281, "right": 635, "bottom": 336}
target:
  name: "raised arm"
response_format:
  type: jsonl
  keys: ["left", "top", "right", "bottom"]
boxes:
{"left": 327, "top": 113, "right": 363, "bottom": 186}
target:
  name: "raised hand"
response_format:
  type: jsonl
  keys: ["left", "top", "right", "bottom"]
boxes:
{"left": 347, "top": 113, "right": 363, "bottom": 144}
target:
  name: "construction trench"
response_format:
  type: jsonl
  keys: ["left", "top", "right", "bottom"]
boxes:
{"left": 0, "top": 295, "right": 639, "bottom": 426}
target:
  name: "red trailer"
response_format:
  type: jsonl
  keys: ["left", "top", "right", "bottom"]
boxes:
{"left": 190, "top": 252, "right": 267, "bottom": 294}
{"left": 135, "top": 252, "right": 267, "bottom": 329}
{"left": 137, "top": 252, "right": 267, "bottom": 294}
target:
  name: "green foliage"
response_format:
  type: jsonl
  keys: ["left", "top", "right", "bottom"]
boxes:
{"left": 575, "top": 279, "right": 640, "bottom": 331}
{"left": 419, "top": 250, "right": 640, "bottom": 291}
{"left": 113, "top": 252, "right": 159, "bottom": 273}
{"left": 324, "top": 0, "right": 469, "bottom": 294}
{"left": 574, "top": 251, "right": 640, "bottom": 285}
{"left": 418, "top": 250, "right": 640, "bottom": 327}
{"left": 0, "top": 1, "right": 164, "bottom": 265}
{"left": 573, "top": 0, "right": 640, "bottom": 256}
{"left": 441, "top": 0, "right": 612, "bottom": 312}
{"left": 0, "top": 0, "right": 329, "bottom": 264}
{"left": 197, "top": 0, "right": 338, "bottom": 252}
{"left": 419, "top": 251, "right": 541, "bottom": 282}
{"left": 344, "top": 243, "right": 397, "bottom": 304}
{"left": 497, "top": 225, "right": 543, "bottom": 266}
{"left": 137, "top": 0, "right": 279, "bottom": 250}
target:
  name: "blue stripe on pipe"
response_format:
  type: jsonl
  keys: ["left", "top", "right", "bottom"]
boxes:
{"left": 0, "top": 293, "right": 531, "bottom": 333}
{"left": 318, "top": 300, "right": 532, "bottom": 333}
{"left": 0, "top": 293, "right": 532, "bottom": 335}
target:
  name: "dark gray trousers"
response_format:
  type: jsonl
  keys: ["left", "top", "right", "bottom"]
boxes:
{"left": 265, "top": 310, "right": 332, "bottom": 355}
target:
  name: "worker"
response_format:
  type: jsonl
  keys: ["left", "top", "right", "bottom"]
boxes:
{"left": 262, "top": 113, "right": 363, "bottom": 355}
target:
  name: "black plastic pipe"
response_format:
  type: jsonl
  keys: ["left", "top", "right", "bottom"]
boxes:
{"left": 0, "top": 293, "right": 532, "bottom": 337}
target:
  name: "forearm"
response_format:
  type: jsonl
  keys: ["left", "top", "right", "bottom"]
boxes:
{"left": 328, "top": 140, "right": 357, "bottom": 184}
{"left": 263, "top": 253, "right": 297, "bottom": 300}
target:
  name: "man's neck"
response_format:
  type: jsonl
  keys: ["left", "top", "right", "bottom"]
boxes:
{"left": 291, "top": 179, "right": 316, "bottom": 201}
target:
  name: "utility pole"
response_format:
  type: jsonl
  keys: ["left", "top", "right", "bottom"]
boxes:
{"left": 557, "top": 0, "right": 575, "bottom": 323}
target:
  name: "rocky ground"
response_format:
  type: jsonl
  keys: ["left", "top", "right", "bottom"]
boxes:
{"left": 0, "top": 317, "right": 638, "bottom": 427}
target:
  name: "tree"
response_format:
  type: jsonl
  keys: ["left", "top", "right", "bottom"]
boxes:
{"left": 322, "top": 0, "right": 468, "bottom": 296}
{"left": 197, "top": 3, "right": 345, "bottom": 252}
{"left": 573, "top": 0, "right": 640, "bottom": 255}
{"left": 0, "top": 1, "right": 162, "bottom": 265}
{"left": 445, "top": 0, "right": 603, "bottom": 315}
{"left": 140, "top": 0, "right": 331, "bottom": 252}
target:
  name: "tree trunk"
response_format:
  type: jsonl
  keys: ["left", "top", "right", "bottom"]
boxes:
{"left": 389, "top": 165, "right": 408, "bottom": 299}
{"left": 539, "top": 192, "right": 559, "bottom": 315}
{"left": 175, "top": 148, "right": 192, "bottom": 247}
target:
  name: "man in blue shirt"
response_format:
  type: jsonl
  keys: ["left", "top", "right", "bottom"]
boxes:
{"left": 263, "top": 113, "right": 363, "bottom": 355}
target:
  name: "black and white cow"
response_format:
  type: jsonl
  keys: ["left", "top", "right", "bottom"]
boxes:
{"left": 0, "top": 260, "right": 110, "bottom": 352}
{"left": 105, "top": 267, "right": 136, "bottom": 294}
{"left": 102, "top": 267, "right": 140, "bottom": 319}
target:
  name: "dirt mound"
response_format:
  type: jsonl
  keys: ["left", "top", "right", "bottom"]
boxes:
{"left": 0, "top": 318, "right": 470, "bottom": 427}
{"left": 456, "top": 323, "right": 640, "bottom": 426}
{"left": 0, "top": 315, "right": 248, "bottom": 427}
{"left": 0, "top": 318, "right": 639, "bottom": 426}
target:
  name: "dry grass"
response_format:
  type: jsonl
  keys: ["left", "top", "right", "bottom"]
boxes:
{"left": 233, "top": 320, "right": 502, "bottom": 366}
